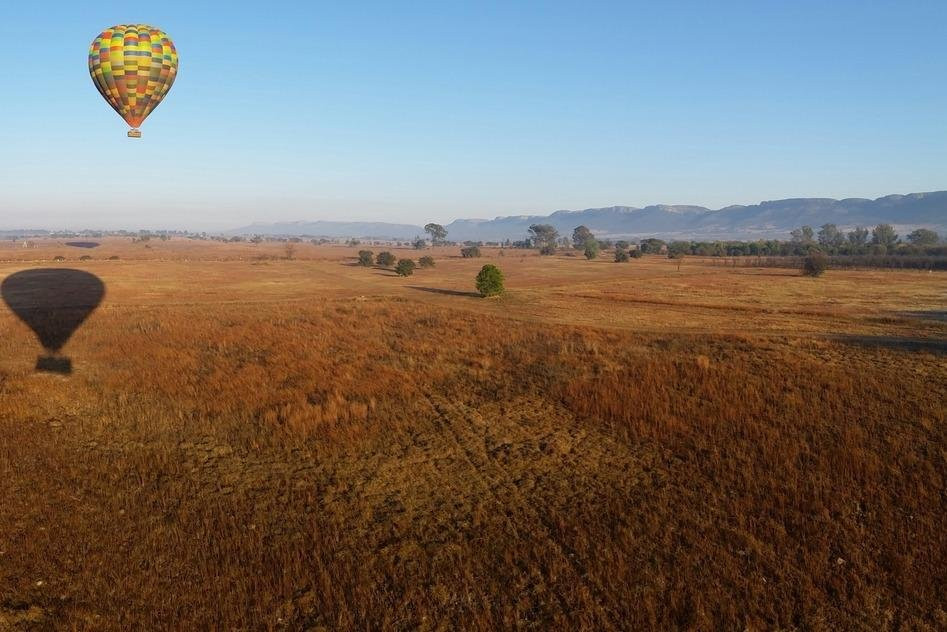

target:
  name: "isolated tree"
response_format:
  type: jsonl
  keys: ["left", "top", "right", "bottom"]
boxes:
{"left": 424, "top": 223, "right": 448, "bottom": 245}
{"left": 818, "top": 224, "right": 845, "bottom": 248}
{"left": 376, "top": 251, "right": 396, "bottom": 267}
{"left": 583, "top": 239, "right": 600, "bottom": 260}
{"left": 357, "top": 250, "right": 374, "bottom": 266}
{"left": 906, "top": 228, "right": 939, "bottom": 246}
{"left": 412, "top": 237, "right": 427, "bottom": 250}
{"left": 572, "top": 225, "right": 593, "bottom": 249}
{"left": 475, "top": 264, "right": 504, "bottom": 297}
{"left": 460, "top": 246, "right": 481, "bottom": 258}
{"left": 614, "top": 249, "right": 629, "bottom": 262}
{"left": 395, "top": 259, "right": 416, "bottom": 276}
{"left": 528, "top": 224, "right": 559, "bottom": 251}
{"left": 871, "top": 224, "right": 898, "bottom": 248}
{"left": 847, "top": 226, "right": 869, "bottom": 247}
{"left": 791, "top": 225, "right": 815, "bottom": 244}
{"left": 802, "top": 252, "right": 828, "bottom": 277}
{"left": 418, "top": 255, "right": 435, "bottom": 268}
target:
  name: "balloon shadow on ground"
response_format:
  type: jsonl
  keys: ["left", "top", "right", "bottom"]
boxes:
{"left": 1, "top": 269, "right": 106, "bottom": 374}
{"left": 64, "top": 241, "right": 100, "bottom": 249}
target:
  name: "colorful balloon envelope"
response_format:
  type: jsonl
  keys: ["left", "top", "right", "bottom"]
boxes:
{"left": 88, "top": 24, "right": 178, "bottom": 137}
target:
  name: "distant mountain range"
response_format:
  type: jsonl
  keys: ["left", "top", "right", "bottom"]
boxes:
{"left": 229, "top": 191, "right": 947, "bottom": 241}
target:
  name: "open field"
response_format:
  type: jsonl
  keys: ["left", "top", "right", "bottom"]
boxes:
{"left": 1, "top": 240, "right": 945, "bottom": 630}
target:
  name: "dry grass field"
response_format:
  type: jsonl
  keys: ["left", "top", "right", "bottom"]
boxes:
{"left": 1, "top": 239, "right": 945, "bottom": 630}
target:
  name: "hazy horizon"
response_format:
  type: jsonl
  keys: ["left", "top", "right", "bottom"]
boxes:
{"left": 2, "top": 2, "right": 945, "bottom": 231}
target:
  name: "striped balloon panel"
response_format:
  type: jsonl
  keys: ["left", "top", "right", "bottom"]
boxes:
{"left": 88, "top": 25, "right": 178, "bottom": 128}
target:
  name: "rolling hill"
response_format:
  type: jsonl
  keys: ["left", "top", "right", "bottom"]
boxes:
{"left": 230, "top": 191, "right": 947, "bottom": 241}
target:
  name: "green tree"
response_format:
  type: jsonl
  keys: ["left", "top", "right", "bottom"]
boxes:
{"left": 906, "top": 228, "right": 939, "bottom": 246}
{"left": 572, "top": 225, "right": 593, "bottom": 249}
{"left": 423, "top": 223, "right": 448, "bottom": 245}
{"left": 818, "top": 224, "right": 844, "bottom": 248}
{"left": 639, "top": 238, "right": 666, "bottom": 254}
{"left": 475, "top": 264, "right": 504, "bottom": 297}
{"left": 395, "top": 259, "right": 416, "bottom": 276}
{"left": 418, "top": 255, "right": 435, "bottom": 267}
{"left": 376, "top": 251, "right": 396, "bottom": 267}
{"left": 791, "top": 225, "right": 815, "bottom": 244}
{"left": 629, "top": 248, "right": 643, "bottom": 258}
{"left": 614, "top": 249, "right": 629, "bottom": 262}
{"left": 583, "top": 239, "right": 600, "bottom": 260}
{"left": 668, "top": 241, "right": 691, "bottom": 257}
{"left": 871, "top": 224, "right": 898, "bottom": 248}
{"left": 847, "top": 226, "right": 869, "bottom": 247}
{"left": 528, "top": 224, "right": 559, "bottom": 251}
{"left": 357, "top": 250, "right": 374, "bottom": 266}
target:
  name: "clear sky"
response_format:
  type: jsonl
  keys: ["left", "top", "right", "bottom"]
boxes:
{"left": 1, "top": 1, "right": 945, "bottom": 231}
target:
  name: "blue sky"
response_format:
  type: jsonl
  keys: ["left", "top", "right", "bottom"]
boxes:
{"left": 1, "top": 1, "right": 945, "bottom": 230}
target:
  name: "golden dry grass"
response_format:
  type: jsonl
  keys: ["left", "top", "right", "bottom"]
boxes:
{"left": 0, "top": 241, "right": 945, "bottom": 630}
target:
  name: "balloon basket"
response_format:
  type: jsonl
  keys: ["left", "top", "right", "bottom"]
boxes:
{"left": 128, "top": 128, "right": 142, "bottom": 138}
{"left": 36, "top": 355, "right": 72, "bottom": 375}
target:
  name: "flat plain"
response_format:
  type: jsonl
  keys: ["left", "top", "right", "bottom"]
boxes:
{"left": 1, "top": 239, "right": 945, "bottom": 630}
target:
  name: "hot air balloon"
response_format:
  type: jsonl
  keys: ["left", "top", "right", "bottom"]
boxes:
{"left": 88, "top": 24, "right": 178, "bottom": 138}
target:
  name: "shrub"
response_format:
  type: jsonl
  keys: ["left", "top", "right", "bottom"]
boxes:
{"left": 614, "top": 249, "right": 629, "bottom": 262}
{"left": 357, "top": 250, "right": 374, "bottom": 266}
{"left": 475, "top": 264, "right": 504, "bottom": 297}
{"left": 108, "top": 255, "right": 120, "bottom": 260}
{"left": 79, "top": 255, "right": 93, "bottom": 261}
{"left": 395, "top": 259, "right": 416, "bottom": 277}
{"left": 802, "top": 252, "right": 828, "bottom": 277}
{"left": 376, "top": 251, "right": 396, "bottom": 267}
{"left": 539, "top": 245, "right": 557, "bottom": 256}
{"left": 53, "top": 256, "right": 66, "bottom": 262}
{"left": 418, "top": 255, "right": 435, "bottom": 268}
{"left": 629, "top": 249, "right": 643, "bottom": 259}
{"left": 460, "top": 246, "right": 481, "bottom": 258}
{"left": 584, "top": 240, "right": 600, "bottom": 260}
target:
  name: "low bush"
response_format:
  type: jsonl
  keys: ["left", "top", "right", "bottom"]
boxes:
{"left": 803, "top": 252, "right": 828, "bottom": 277}
{"left": 476, "top": 264, "right": 504, "bottom": 297}
{"left": 395, "top": 259, "right": 416, "bottom": 277}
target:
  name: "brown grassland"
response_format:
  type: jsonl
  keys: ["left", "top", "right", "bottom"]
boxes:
{"left": 0, "top": 238, "right": 945, "bottom": 630}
